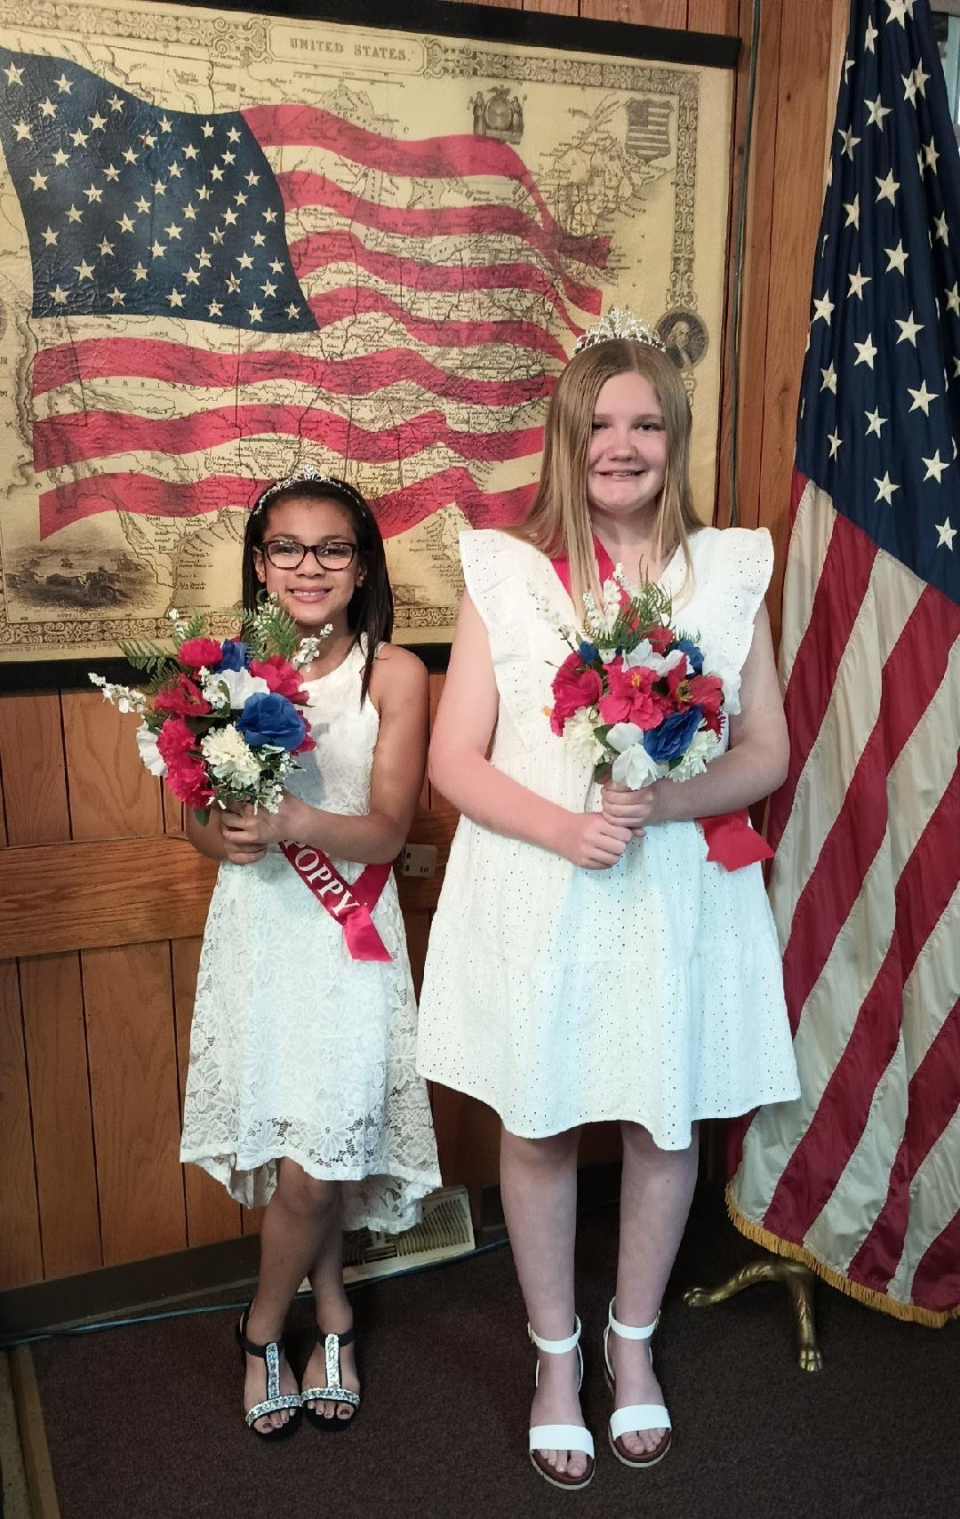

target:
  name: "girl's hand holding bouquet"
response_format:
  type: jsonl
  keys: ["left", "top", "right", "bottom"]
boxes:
{"left": 547, "top": 568, "right": 725, "bottom": 799}
{"left": 90, "top": 593, "right": 329, "bottom": 824}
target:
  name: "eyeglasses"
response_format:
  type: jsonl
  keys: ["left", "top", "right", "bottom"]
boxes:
{"left": 262, "top": 539, "right": 358, "bottom": 571}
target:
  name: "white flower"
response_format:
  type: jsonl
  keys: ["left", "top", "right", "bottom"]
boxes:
{"left": 584, "top": 577, "right": 622, "bottom": 637}
{"left": 668, "top": 727, "right": 720, "bottom": 781}
{"left": 563, "top": 706, "right": 608, "bottom": 767}
{"left": 291, "top": 628, "right": 332, "bottom": 668}
{"left": 136, "top": 723, "right": 167, "bottom": 777}
{"left": 623, "top": 644, "right": 687, "bottom": 680}
{"left": 88, "top": 673, "right": 147, "bottom": 714}
{"left": 199, "top": 669, "right": 231, "bottom": 711}
{"left": 607, "top": 722, "right": 663, "bottom": 788}
{"left": 207, "top": 666, "right": 270, "bottom": 710}
{"left": 200, "top": 724, "right": 262, "bottom": 786}
{"left": 621, "top": 638, "right": 653, "bottom": 668}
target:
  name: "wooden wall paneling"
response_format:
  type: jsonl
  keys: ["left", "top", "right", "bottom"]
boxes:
{"left": 0, "top": 693, "right": 70, "bottom": 845}
{"left": 0, "top": 837, "right": 219, "bottom": 960}
{"left": 714, "top": 0, "right": 752, "bottom": 530}
{"left": 430, "top": 1082, "right": 504, "bottom": 1191}
{"left": 755, "top": 1, "right": 835, "bottom": 647}
{"left": 523, "top": 0, "right": 577, "bottom": 15}
{"left": 162, "top": 787, "right": 186, "bottom": 837}
{"left": 61, "top": 691, "right": 163, "bottom": 841}
{"left": 404, "top": 910, "right": 431, "bottom": 1000}
{"left": 241, "top": 1204, "right": 265, "bottom": 1237}
{"left": 425, "top": 671, "right": 458, "bottom": 829}
{"left": 0, "top": 960, "right": 43, "bottom": 1289}
{"left": 18, "top": 953, "right": 102, "bottom": 1279}
{"left": 172, "top": 936, "right": 243, "bottom": 1249}
{"left": 81, "top": 942, "right": 187, "bottom": 1265}
{"left": 717, "top": 1, "right": 782, "bottom": 536}
{"left": 687, "top": 0, "right": 738, "bottom": 32}
{"left": 0, "top": 753, "right": 7, "bottom": 849}
{"left": 578, "top": 0, "right": 688, "bottom": 27}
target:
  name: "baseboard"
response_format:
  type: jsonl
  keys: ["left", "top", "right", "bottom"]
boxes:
{"left": 0, "top": 1162, "right": 628, "bottom": 1341}
{"left": 0, "top": 1234, "right": 262, "bottom": 1343}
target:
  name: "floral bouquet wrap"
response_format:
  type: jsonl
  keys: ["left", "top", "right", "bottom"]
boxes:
{"left": 89, "top": 595, "right": 327, "bottom": 822}
{"left": 548, "top": 569, "right": 726, "bottom": 788}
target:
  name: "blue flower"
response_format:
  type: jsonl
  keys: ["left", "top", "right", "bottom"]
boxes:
{"left": 236, "top": 691, "right": 306, "bottom": 751}
{"left": 216, "top": 639, "right": 250, "bottom": 672}
{"left": 668, "top": 637, "right": 704, "bottom": 675}
{"left": 643, "top": 706, "right": 703, "bottom": 764}
{"left": 578, "top": 640, "right": 599, "bottom": 664}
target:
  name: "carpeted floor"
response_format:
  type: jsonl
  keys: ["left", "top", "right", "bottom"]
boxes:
{"left": 29, "top": 1188, "right": 958, "bottom": 1519}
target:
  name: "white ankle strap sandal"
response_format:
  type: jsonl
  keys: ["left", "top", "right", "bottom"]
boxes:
{"left": 603, "top": 1298, "right": 672, "bottom": 1469}
{"left": 527, "top": 1315, "right": 596, "bottom": 1491}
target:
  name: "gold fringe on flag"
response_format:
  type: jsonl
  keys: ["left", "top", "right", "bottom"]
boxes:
{"left": 725, "top": 1188, "right": 960, "bottom": 1330}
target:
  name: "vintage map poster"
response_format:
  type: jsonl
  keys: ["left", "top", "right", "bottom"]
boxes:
{"left": 0, "top": 0, "right": 733, "bottom": 659}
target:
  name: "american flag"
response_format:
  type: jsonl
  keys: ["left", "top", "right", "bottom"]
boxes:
{"left": 0, "top": 44, "right": 607, "bottom": 547}
{"left": 728, "top": 0, "right": 960, "bottom": 1325}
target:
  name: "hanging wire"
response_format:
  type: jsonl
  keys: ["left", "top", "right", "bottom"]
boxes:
{"left": 728, "top": 0, "right": 764, "bottom": 528}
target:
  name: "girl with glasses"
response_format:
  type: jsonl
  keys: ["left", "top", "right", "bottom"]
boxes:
{"left": 180, "top": 469, "right": 440, "bottom": 1441}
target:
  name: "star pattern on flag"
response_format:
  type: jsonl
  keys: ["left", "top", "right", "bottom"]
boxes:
{"left": 798, "top": 0, "right": 960, "bottom": 602}
{"left": 0, "top": 47, "right": 314, "bottom": 332}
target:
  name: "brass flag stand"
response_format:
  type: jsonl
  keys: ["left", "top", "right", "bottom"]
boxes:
{"left": 684, "top": 1257, "right": 823, "bottom": 1372}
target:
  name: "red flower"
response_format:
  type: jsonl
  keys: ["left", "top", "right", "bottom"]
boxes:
{"left": 156, "top": 717, "right": 197, "bottom": 764}
{"left": 689, "top": 673, "right": 724, "bottom": 735}
{"left": 663, "top": 665, "right": 723, "bottom": 733}
{"left": 153, "top": 674, "right": 212, "bottom": 717}
{"left": 598, "top": 659, "right": 665, "bottom": 731}
{"left": 248, "top": 655, "right": 308, "bottom": 704}
{"left": 292, "top": 730, "right": 316, "bottom": 755}
{"left": 155, "top": 719, "right": 212, "bottom": 806}
{"left": 550, "top": 652, "right": 603, "bottom": 735}
{"left": 177, "top": 637, "right": 224, "bottom": 669}
{"left": 645, "top": 622, "right": 673, "bottom": 656}
{"left": 165, "top": 753, "right": 214, "bottom": 809}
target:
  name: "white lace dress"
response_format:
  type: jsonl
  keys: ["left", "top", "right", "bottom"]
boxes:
{"left": 180, "top": 641, "right": 441, "bottom": 1231}
{"left": 416, "top": 528, "right": 800, "bottom": 1148}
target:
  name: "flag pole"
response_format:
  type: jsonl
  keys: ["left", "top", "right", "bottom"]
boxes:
{"left": 680, "top": 0, "right": 851, "bottom": 1375}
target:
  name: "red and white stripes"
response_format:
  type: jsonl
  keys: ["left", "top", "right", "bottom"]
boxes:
{"left": 728, "top": 475, "right": 960, "bottom": 1325}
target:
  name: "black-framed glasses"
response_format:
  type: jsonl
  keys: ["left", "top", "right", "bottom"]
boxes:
{"left": 262, "top": 539, "right": 358, "bottom": 571}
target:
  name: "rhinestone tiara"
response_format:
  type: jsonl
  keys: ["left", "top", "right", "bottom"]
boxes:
{"left": 574, "top": 307, "right": 667, "bottom": 355}
{"left": 253, "top": 463, "right": 365, "bottom": 514}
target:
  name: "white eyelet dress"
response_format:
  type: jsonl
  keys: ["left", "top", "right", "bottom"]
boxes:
{"left": 416, "top": 529, "right": 800, "bottom": 1147}
{"left": 180, "top": 640, "right": 441, "bottom": 1231}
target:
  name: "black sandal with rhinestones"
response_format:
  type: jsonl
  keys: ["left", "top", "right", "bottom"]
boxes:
{"left": 237, "top": 1307, "right": 302, "bottom": 1441}
{"left": 301, "top": 1326, "right": 361, "bottom": 1430}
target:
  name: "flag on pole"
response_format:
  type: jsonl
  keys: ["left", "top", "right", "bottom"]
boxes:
{"left": 727, "top": 0, "right": 960, "bottom": 1326}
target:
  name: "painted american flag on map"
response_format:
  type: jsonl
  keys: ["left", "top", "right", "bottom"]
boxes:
{"left": 0, "top": 43, "right": 607, "bottom": 547}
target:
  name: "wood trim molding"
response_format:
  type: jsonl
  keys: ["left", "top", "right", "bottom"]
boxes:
{"left": 0, "top": 837, "right": 219, "bottom": 958}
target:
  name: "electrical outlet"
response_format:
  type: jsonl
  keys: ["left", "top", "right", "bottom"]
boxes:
{"left": 400, "top": 843, "right": 438, "bottom": 877}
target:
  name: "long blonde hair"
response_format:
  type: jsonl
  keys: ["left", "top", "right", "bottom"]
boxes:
{"left": 516, "top": 339, "right": 701, "bottom": 610}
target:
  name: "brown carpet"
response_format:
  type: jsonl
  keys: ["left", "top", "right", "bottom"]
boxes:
{"left": 29, "top": 1188, "right": 958, "bottom": 1519}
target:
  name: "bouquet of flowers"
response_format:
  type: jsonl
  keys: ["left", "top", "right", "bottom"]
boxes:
{"left": 89, "top": 595, "right": 328, "bottom": 823}
{"left": 548, "top": 569, "right": 725, "bottom": 788}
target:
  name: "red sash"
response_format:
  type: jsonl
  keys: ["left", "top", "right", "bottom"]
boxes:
{"left": 279, "top": 842, "right": 392, "bottom": 961}
{"left": 550, "top": 547, "right": 773, "bottom": 873}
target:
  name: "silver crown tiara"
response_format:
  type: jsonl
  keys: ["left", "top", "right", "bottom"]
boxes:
{"left": 574, "top": 307, "right": 667, "bottom": 355}
{"left": 253, "top": 463, "right": 365, "bottom": 514}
